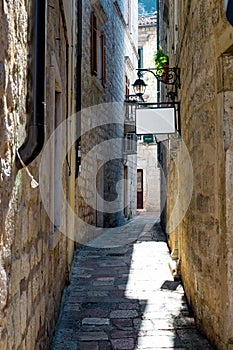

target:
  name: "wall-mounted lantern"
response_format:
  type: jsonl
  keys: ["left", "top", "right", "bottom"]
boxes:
{"left": 132, "top": 77, "right": 147, "bottom": 97}
{"left": 132, "top": 66, "right": 181, "bottom": 100}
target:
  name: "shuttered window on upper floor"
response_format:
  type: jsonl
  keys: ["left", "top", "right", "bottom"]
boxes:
{"left": 90, "top": 12, "right": 106, "bottom": 86}
{"left": 91, "top": 12, "right": 98, "bottom": 76}
{"left": 125, "top": 75, "right": 130, "bottom": 99}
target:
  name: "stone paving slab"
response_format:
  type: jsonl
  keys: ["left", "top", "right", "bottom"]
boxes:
{"left": 51, "top": 215, "right": 215, "bottom": 350}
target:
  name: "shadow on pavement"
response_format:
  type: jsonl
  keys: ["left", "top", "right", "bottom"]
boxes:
{"left": 51, "top": 216, "right": 214, "bottom": 350}
{"left": 51, "top": 216, "right": 156, "bottom": 349}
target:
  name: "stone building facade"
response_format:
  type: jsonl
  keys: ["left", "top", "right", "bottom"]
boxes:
{"left": 159, "top": 0, "right": 233, "bottom": 348}
{"left": 137, "top": 141, "right": 160, "bottom": 212}
{"left": 137, "top": 13, "right": 161, "bottom": 213}
{"left": 76, "top": 0, "right": 138, "bottom": 241}
{"left": 0, "top": 1, "right": 77, "bottom": 348}
{"left": 138, "top": 13, "right": 157, "bottom": 102}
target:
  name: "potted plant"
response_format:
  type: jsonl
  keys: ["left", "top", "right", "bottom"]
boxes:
{"left": 154, "top": 46, "right": 169, "bottom": 69}
{"left": 154, "top": 46, "right": 169, "bottom": 82}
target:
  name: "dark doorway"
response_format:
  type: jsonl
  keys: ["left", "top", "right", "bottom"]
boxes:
{"left": 137, "top": 169, "right": 143, "bottom": 209}
{"left": 124, "top": 166, "right": 128, "bottom": 217}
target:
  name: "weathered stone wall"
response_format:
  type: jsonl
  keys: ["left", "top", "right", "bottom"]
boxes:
{"left": 77, "top": 0, "right": 138, "bottom": 238}
{"left": 220, "top": 51, "right": 233, "bottom": 350}
{"left": 159, "top": 0, "right": 233, "bottom": 348}
{"left": 125, "top": 153, "right": 137, "bottom": 218}
{"left": 164, "top": 137, "right": 180, "bottom": 257}
{"left": 160, "top": 140, "right": 168, "bottom": 230}
{"left": 0, "top": 1, "right": 76, "bottom": 348}
{"left": 138, "top": 15, "right": 157, "bottom": 102}
{"left": 137, "top": 143, "right": 160, "bottom": 212}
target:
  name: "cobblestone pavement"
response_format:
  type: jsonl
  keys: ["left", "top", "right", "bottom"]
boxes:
{"left": 51, "top": 215, "right": 214, "bottom": 350}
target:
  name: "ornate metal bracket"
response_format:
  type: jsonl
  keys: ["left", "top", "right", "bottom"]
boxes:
{"left": 137, "top": 67, "right": 181, "bottom": 89}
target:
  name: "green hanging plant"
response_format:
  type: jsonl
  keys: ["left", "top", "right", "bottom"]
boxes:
{"left": 154, "top": 46, "right": 169, "bottom": 69}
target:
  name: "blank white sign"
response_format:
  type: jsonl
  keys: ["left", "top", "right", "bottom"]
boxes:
{"left": 136, "top": 107, "right": 176, "bottom": 134}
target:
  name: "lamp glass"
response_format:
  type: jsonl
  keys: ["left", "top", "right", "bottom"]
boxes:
{"left": 133, "top": 78, "right": 147, "bottom": 96}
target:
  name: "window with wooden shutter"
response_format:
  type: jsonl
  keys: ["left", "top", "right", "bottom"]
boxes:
{"left": 125, "top": 75, "right": 130, "bottom": 99}
{"left": 91, "top": 12, "right": 107, "bottom": 86}
{"left": 91, "top": 12, "right": 97, "bottom": 75}
{"left": 101, "top": 32, "right": 106, "bottom": 85}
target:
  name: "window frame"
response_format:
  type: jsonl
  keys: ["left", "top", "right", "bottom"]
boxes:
{"left": 90, "top": 11, "right": 107, "bottom": 86}
{"left": 91, "top": 12, "right": 98, "bottom": 76}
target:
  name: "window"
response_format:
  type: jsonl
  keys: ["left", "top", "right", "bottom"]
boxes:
{"left": 137, "top": 169, "right": 143, "bottom": 209}
{"left": 90, "top": 12, "right": 106, "bottom": 85}
{"left": 124, "top": 132, "right": 137, "bottom": 154}
{"left": 124, "top": 102, "right": 136, "bottom": 122}
{"left": 101, "top": 32, "right": 106, "bottom": 85}
{"left": 125, "top": 75, "right": 130, "bottom": 98}
{"left": 91, "top": 12, "right": 98, "bottom": 75}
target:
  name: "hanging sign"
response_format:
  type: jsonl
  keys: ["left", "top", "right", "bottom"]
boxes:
{"left": 143, "top": 134, "right": 154, "bottom": 143}
{"left": 136, "top": 107, "right": 176, "bottom": 135}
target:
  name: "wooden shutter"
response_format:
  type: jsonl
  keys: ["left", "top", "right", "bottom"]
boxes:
{"left": 91, "top": 12, "right": 97, "bottom": 75}
{"left": 125, "top": 75, "right": 130, "bottom": 99}
{"left": 101, "top": 32, "right": 106, "bottom": 85}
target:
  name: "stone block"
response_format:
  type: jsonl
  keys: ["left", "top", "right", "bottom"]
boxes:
{"left": 0, "top": 265, "right": 8, "bottom": 311}
{"left": 20, "top": 291, "right": 27, "bottom": 335}
{"left": 92, "top": 277, "right": 114, "bottom": 286}
{"left": 110, "top": 310, "right": 138, "bottom": 319}
{"left": 111, "top": 318, "right": 133, "bottom": 329}
{"left": 25, "top": 320, "right": 34, "bottom": 350}
{"left": 30, "top": 245, "right": 38, "bottom": 267}
{"left": 110, "top": 338, "right": 134, "bottom": 350}
{"left": 0, "top": 326, "right": 8, "bottom": 350}
{"left": 79, "top": 342, "right": 99, "bottom": 350}
{"left": 82, "top": 318, "right": 110, "bottom": 326}
{"left": 110, "top": 330, "right": 134, "bottom": 339}
{"left": 39, "top": 296, "right": 46, "bottom": 327}
{"left": 21, "top": 214, "right": 29, "bottom": 248}
{"left": 13, "top": 302, "right": 21, "bottom": 349}
{"left": 20, "top": 339, "right": 26, "bottom": 350}
{"left": 20, "top": 253, "right": 30, "bottom": 280}
{"left": 37, "top": 239, "right": 43, "bottom": 262}
{"left": 78, "top": 331, "right": 108, "bottom": 341}
{"left": 32, "top": 275, "right": 40, "bottom": 302}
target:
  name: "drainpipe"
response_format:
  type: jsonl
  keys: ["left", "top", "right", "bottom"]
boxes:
{"left": 16, "top": 0, "right": 47, "bottom": 169}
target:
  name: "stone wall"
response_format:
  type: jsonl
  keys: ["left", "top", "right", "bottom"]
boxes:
{"left": 77, "top": 0, "right": 138, "bottom": 239}
{"left": 0, "top": 1, "right": 76, "bottom": 348}
{"left": 137, "top": 143, "right": 160, "bottom": 212}
{"left": 159, "top": 0, "right": 233, "bottom": 348}
{"left": 138, "top": 14, "right": 157, "bottom": 102}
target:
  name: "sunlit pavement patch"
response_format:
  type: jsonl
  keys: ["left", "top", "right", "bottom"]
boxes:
{"left": 52, "top": 215, "right": 214, "bottom": 350}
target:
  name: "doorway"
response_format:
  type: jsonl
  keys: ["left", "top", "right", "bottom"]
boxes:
{"left": 124, "top": 166, "right": 128, "bottom": 217}
{"left": 137, "top": 169, "right": 143, "bottom": 209}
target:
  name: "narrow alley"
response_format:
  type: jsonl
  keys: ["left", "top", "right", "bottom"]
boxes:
{"left": 51, "top": 215, "right": 213, "bottom": 350}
